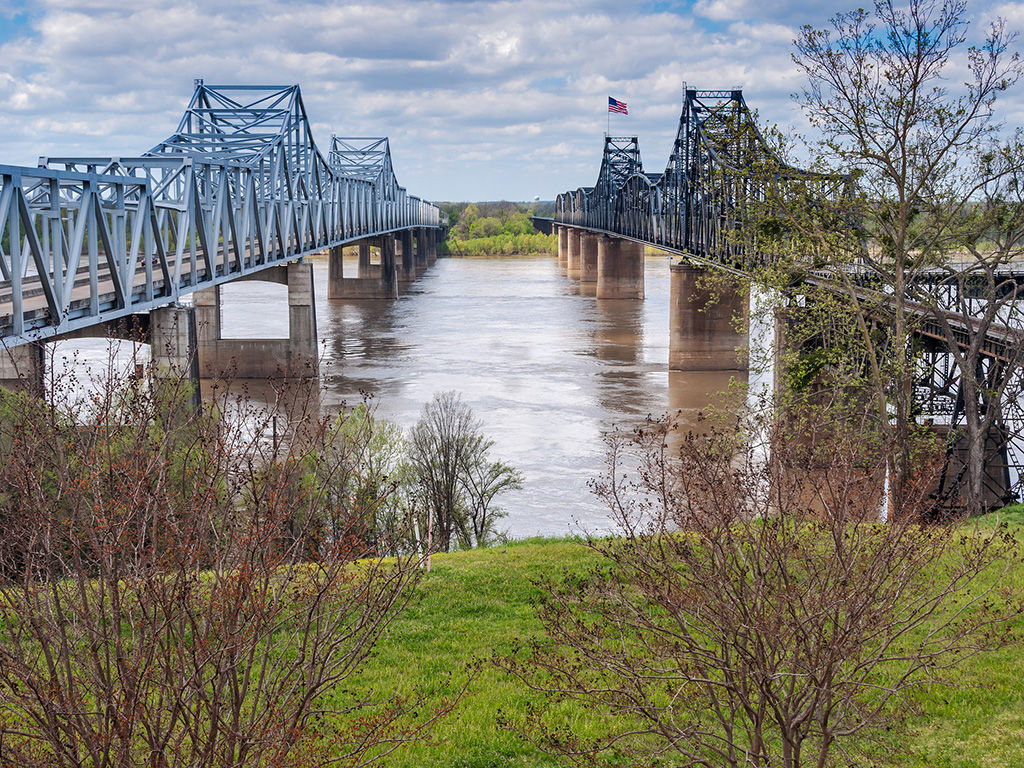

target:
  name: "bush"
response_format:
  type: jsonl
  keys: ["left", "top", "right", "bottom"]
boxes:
{"left": 0, "top": 364, "right": 452, "bottom": 767}
{"left": 499, "top": 401, "right": 1024, "bottom": 767}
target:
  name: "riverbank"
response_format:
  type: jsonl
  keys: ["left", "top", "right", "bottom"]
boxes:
{"left": 350, "top": 511, "right": 1024, "bottom": 767}
{"left": 440, "top": 232, "right": 556, "bottom": 256}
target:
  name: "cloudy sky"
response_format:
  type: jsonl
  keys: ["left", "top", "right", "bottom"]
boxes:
{"left": 1, "top": 0, "right": 1022, "bottom": 202}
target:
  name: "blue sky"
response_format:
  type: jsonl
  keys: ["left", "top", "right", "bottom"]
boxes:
{"left": 1, "top": 0, "right": 1022, "bottom": 201}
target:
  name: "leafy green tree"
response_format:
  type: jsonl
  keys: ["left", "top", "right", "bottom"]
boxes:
{"left": 470, "top": 217, "right": 502, "bottom": 238}
{"left": 313, "top": 400, "right": 414, "bottom": 555}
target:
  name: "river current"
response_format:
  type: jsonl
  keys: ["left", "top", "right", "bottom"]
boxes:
{"left": 60, "top": 253, "right": 752, "bottom": 538}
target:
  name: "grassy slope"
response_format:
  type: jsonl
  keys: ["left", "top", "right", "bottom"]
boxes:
{"left": 350, "top": 519, "right": 1024, "bottom": 768}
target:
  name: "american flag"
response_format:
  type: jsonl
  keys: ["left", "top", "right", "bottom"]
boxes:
{"left": 608, "top": 97, "right": 628, "bottom": 115}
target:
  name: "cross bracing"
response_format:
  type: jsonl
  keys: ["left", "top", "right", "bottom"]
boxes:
{"left": 557, "top": 89, "right": 847, "bottom": 262}
{"left": 0, "top": 82, "right": 441, "bottom": 347}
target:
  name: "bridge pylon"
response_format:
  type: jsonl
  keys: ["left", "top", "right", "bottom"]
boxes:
{"left": 669, "top": 262, "right": 748, "bottom": 371}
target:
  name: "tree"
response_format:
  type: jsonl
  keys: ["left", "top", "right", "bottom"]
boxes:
{"left": 772, "top": 0, "right": 1024, "bottom": 514}
{"left": 310, "top": 399, "right": 414, "bottom": 555}
{"left": 408, "top": 391, "right": 522, "bottom": 551}
{"left": 498, "top": 398, "right": 1023, "bottom": 767}
{"left": 0, "top": 363, "right": 455, "bottom": 767}
{"left": 460, "top": 455, "right": 523, "bottom": 547}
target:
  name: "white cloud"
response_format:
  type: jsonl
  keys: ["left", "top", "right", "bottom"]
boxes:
{"left": 0, "top": 0, "right": 1019, "bottom": 200}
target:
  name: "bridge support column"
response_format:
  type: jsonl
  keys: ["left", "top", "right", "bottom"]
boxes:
{"left": 596, "top": 236, "right": 644, "bottom": 299}
{"left": 325, "top": 237, "right": 397, "bottom": 299}
{"left": 567, "top": 229, "right": 581, "bottom": 279}
{"left": 286, "top": 262, "right": 318, "bottom": 376}
{"left": 580, "top": 233, "right": 599, "bottom": 283}
{"left": 357, "top": 241, "right": 375, "bottom": 278}
{"left": 380, "top": 235, "right": 399, "bottom": 298}
{"left": 669, "top": 261, "right": 748, "bottom": 371}
{"left": 195, "top": 262, "right": 318, "bottom": 379}
{"left": 0, "top": 342, "right": 45, "bottom": 394}
{"left": 426, "top": 229, "right": 437, "bottom": 265}
{"left": 327, "top": 245, "right": 346, "bottom": 299}
{"left": 415, "top": 229, "right": 429, "bottom": 276}
{"left": 557, "top": 226, "right": 568, "bottom": 269}
{"left": 151, "top": 305, "right": 201, "bottom": 405}
{"left": 399, "top": 230, "right": 416, "bottom": 284}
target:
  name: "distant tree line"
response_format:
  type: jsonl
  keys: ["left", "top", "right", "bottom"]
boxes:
{"left": 438, "top": 201, "right": 556, "bottom": 256}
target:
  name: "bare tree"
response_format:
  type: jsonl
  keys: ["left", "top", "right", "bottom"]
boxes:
{"left": 459, "top": 456, "right": 523, "bottom": 547}
{"left": 768, "top": 0, "right": 1024, "bottom": 514}
{"left": 0, "top": 363, "right": 457, "bottom": 767}
{"left": 498, "top": 397, "right": 1023, "bottom": 768}
{"left": 408, "top": 391, "right": 522, "bottom": 550}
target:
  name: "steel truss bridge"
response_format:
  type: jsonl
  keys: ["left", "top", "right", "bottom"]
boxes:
{"left": 553, "top": 87, "right": 1024, "bottom": 507}
{"left": 0, "top": 82, "right": 441, "bottom": 347}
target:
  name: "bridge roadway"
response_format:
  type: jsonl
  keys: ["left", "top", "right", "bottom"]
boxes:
{"left": 0, "top": 83, "right": 443, "bottom": 384}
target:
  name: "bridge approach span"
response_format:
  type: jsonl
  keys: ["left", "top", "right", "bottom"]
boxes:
{"left": 0, "top": 83, "right": 442, "bottom": 361}
{"left": 546, "top": 86, "right": 1024, "bottom": 508}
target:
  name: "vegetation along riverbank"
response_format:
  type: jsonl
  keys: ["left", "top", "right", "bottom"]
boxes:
{"left": 1, "top": 359, "right": 1022, "bottom": 767}
{"left": 438, "top": 201, "right": 555, "bottom": 256}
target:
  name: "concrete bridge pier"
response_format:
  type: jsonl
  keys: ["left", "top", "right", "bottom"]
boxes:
{"left": 399, "top": 230, "right": 416, "bottom": 284}
{"left": 669, "top": 261, "right": 748, "bottom": 371}
{"left": 327, "top": 244, "right": 346, "bottom": 298}
{"left": 415, "top": 228, "right": 429, "bottom": 276}
{"left": 425, "top": 229, "right": 437, "bottom": 266}
{"left": 580, "top": 233, "right": 599, "bottom": 283}
{"left": 195, "top": 261, "right": 318, "bottom": 379}
{"left": 151, "top": 305, "right": 202, "bottom": 407}
{"left": 596, "top": 236, "right": 645, "bottom": 299}
{"left": 556, "top": 226, "right": 568, "bottom": 269}
{"left": 567, "top": 229, "right": 582, "bottom": 279}
{"left": 379, "top": 235, "right": 399, "bottom": 297}
{"left": 357, "top": 241, "right": 375, "bottom": 278}
{"left": 327, "top": 236, "right": 398, "bottom": 299}
{"left": 0, "top": 342, "right": 45, "bottom": 394}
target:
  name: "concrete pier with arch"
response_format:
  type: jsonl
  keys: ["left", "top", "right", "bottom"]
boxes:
{"left": 0, "top": 303, "right": 202, "bottom": 396}
{"left": 194, "top": 261, "right": 318, "bottom": 380}
{"left": 327, "top": 228, "right": 437, "bottom": 300}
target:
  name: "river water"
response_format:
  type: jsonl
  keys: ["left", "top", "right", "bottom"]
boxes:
{"left": 60, "top": 253, "right": 753, "bottom": 538}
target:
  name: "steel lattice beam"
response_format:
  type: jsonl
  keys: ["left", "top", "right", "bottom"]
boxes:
{"left": 0, "top": 82, "right": 441, "bottom": 346}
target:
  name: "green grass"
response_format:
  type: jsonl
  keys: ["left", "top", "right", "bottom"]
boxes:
{"left": 347, "top": 519, "right": 1024, "bottom": 767}
{"left": 342, "top": 537, "right": 603, "bottom": 767}
{"left": 904, "top": 510, "right": 1024, "bottom": 768}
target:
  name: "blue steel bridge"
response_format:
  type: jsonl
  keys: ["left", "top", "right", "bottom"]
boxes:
{"left": 544, "top": 87, "right": 1024, "bottom": 509}
{"left": 0, "top": 81, "right": 443, "bottom": 379}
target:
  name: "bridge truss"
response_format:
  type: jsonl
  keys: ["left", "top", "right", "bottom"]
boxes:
{"left": 0, "top": 82, "right": 440, "bottom": 346}
{"left": 557, "top": 89, "right": 848, "bottom": 266}
{"left": 555, "top": 87, "right": 1024, "bottom": 507}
